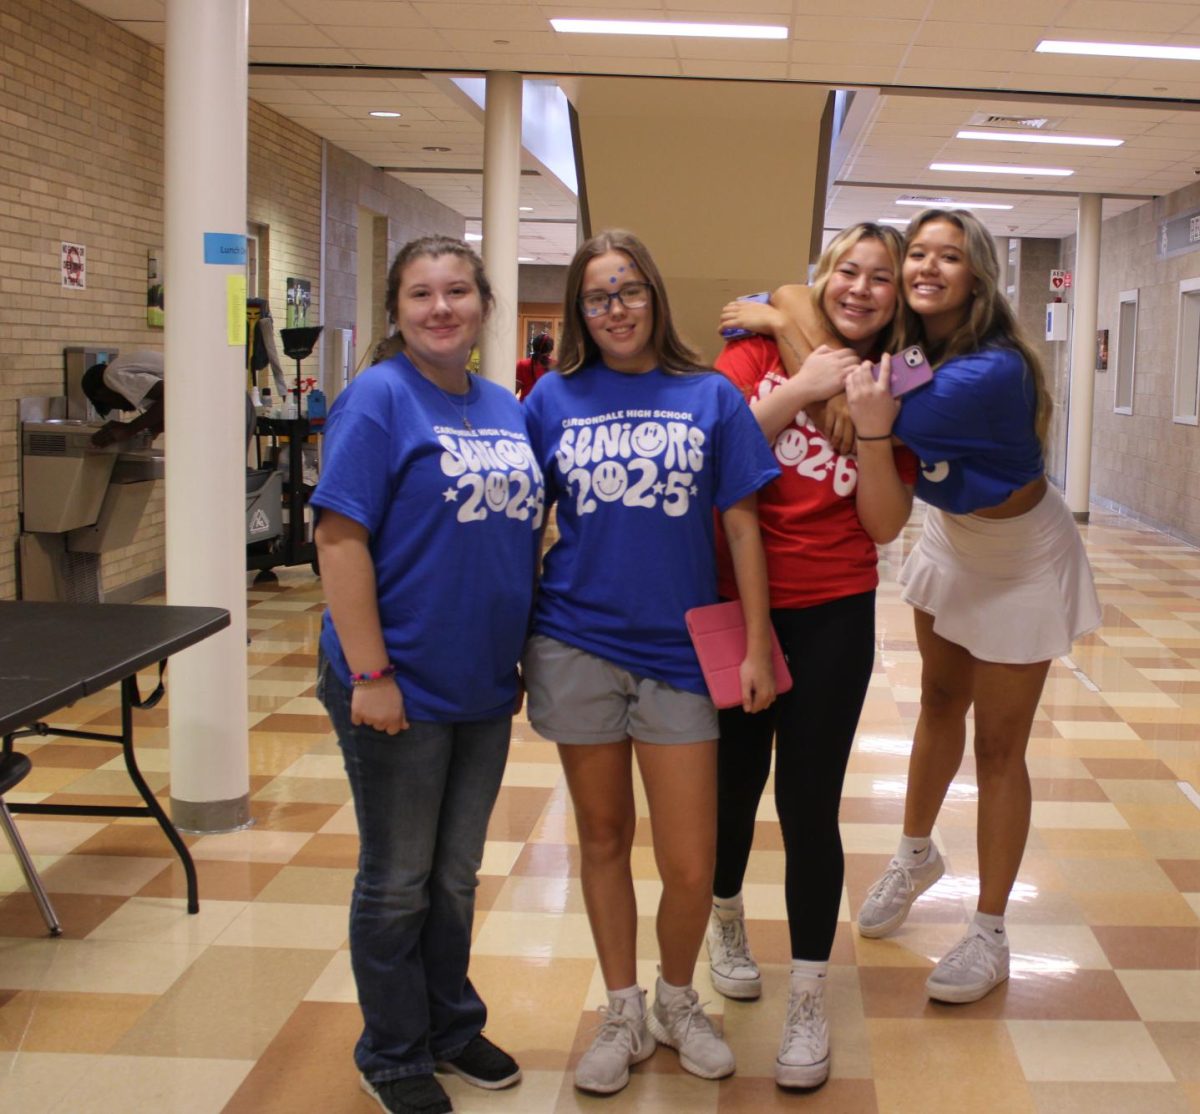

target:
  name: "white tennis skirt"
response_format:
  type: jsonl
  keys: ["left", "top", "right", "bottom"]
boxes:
{"left": 899, "top": 483, "right": 1102, "bottom": 664}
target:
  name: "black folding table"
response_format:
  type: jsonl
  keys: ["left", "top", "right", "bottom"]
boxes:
{"left": 0, "top": 601, "right": 230, "bottom": 914}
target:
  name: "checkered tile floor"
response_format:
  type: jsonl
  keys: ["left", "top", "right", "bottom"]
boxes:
{"left": 2, "top": 502, "right": 1199, "bottom": 1113}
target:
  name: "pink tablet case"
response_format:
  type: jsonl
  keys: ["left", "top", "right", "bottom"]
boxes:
{"left": 685, "top": 600, "right": 793, "bottom": 709}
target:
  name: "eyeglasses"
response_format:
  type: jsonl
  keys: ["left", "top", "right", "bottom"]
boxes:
{"left": 579, "top": 282, "right": 653, "bottom": 318}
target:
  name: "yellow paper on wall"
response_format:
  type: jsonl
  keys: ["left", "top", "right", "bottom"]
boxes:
{"left": 227, "top": 274, "right": 247, "bottom": 345}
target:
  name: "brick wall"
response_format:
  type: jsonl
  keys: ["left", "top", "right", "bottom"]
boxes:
{"left": 1, "top": 0, "right": 465, "bottom": 599}
{"left": 0, "top": 0, "right": 167, "bottom": 600}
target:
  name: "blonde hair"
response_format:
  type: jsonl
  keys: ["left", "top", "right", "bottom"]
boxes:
{"left": 557, "top": 229, "right": 702, "bottom": 376}
{"left": 900, "top": 209, "right": 1053, "bottom": 448}
{"left": 809, "top": 223, "right": 904, "bottom": 356}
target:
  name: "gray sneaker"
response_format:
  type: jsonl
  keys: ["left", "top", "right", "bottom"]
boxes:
{"left": 857, "top": 845, "right": 945, "bottom": 938}
{"left": 574, "top": 994, "right": 656, "bottom": 1095}
{"left": 775, "top": 982, "right": 830, "bottom": 1089}
{"left": 926, "top": 928, "right": 1010, "bottom": 1004}
{"left": 647, "top": 980, "right": 736, "bottom": 1080}
{"left": 706, "top": 905, "right": 762, "bottom": 1000}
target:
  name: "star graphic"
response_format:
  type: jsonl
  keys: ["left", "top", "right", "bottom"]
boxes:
{"left": 689, "top": 485, "right": 698, "bottom": 496}
{"left": 524, "top": 496, "right": 538, "bottom": 510}
{"left": 442, "top": 486, "right": 460, "bottom": 502}
{"left": 652, "top": 481, "right": 666, "bottom": 495}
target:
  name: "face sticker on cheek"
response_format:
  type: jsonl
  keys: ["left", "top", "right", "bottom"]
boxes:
{"left": 774, "top": 428, "right": 809, "bottom": 467}
{"left": 630, "top": 421, "right": 667, "bottom": 458}
{"left": 591, "top": 460, "right": 628, "bottom": 502}
{"left": 485, "top": 471, "right": 510, "bottom": 511}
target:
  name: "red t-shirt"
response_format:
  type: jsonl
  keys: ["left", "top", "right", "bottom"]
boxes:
{"left": 715, "top": 335, "right": 918, "bottom": 609}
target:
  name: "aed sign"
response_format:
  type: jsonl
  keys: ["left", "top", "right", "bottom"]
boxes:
{"left": 1049, "top": 269, "right": 1071, "bottom": 292}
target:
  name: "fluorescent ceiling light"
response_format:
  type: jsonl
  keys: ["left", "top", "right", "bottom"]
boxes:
{"left": 518, "top": 257, "right": 536, "bottom": 263}
{"left": 464, "top": 232, "right": 483, "bottom": 242}
{"left": 931, "top": 162, "right": 1073, "bottom": 177}
{"left": 519, "top": 206, "right": 534, "bottom": 212}
{"left": 369, "top": 110, "right": 402, "bottom": 118}
{"left": 1036, "top": 39, "right": 1200, "bottom": 61}
{"left": 877, "top": 218, "right": 910, "bottom": 226}
{"left": 550, "top": 18, "right": 787, "bottom": 40}
{"left": 896, "top": 199, "right": 1014, "bottom": 210}
{"left": 956, "top": 128, "right": 1122, "bottom": 148}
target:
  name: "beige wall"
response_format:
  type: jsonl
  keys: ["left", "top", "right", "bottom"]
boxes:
{"left": 1061, "top": 182, "right": 1200, "bottom": 544}
{"left": 0, "top": 0, "right": 465, "bottom": 600}
{"left": 570, "top": 78, "right": 830, "bottom": 365}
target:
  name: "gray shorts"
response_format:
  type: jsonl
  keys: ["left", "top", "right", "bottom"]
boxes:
{"left": 522, "top": 634, "right": 718, "bottom": 745}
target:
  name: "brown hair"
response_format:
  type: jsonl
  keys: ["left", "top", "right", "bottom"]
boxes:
{"left": 557, "top": 229, "right": 703, "bottom": 376}
{"left": 809, "top": 222, "right": 904, "bottom": 356}
{"left": 384, "top": 235, "right": 494, "bottom": 337}
{"left": 900, "top": 208, "right": 1053, "bottom": 448}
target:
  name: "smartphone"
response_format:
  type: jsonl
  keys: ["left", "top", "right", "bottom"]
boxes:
{"left": 873, "top": 345, "right": 934, "bottom": 398}
{"left": 720, "top": 291, "right": 770, "bottom": 340}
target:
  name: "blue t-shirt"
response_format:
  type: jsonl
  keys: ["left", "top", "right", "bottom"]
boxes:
{"left": 893, "top": 346, "right": 1044, "bottom": 514}
{"left": 311, "top": 354, "right": 544, "bottom": 722}
{"left": 525, "top": 362, "right": 780, "bottom": 694}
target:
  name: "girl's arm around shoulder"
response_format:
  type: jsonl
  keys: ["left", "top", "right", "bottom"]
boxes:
{"left": 720, "top": 495, "right": 776, "bottom": 714}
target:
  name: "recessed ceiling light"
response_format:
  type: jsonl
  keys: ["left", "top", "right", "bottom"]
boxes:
{"left": 896, "top": 199, "right": 1015, "bottom": 210}
{"left": 465, "top": 233, "right": 483, "bottom": 242}
{"left": 369, "top": 110, "right": 402, "bottom": 118}
{"left": 930, "top": 162, "right": 1073, "bottom": 177}
{"left": 1036, "top": 39, "right": 1200, "bottom": 62}
{"left": 423, "top": 145, "right": 451, "bottom": 153}
{"left": 550, "top": 18, "right": 787, "bottom": 40}
{"left": 956, "top": 128, "right": 1122, "bottom": 148}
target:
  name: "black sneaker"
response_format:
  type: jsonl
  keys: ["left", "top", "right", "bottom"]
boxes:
{"left": 436, "top": 1034, "right": 522, "bottom": 1090}
{"left": 360, "top": 1073, "right": 452, "bottom": 1114}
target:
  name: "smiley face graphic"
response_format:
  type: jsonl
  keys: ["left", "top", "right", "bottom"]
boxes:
{"left": 484, "top": 471, "right": 510, "bottom": 512}
{"left": 493, "top": 439, "right": 527, "bottom": 468}
{"left": 592, "top": 460, "right": 628, "bottom": 502}
{"left": 774, "top": 427, "right": 809, "bottom": 467}
{"left": 630, "top": 421, "right": 668, "bottom": 459}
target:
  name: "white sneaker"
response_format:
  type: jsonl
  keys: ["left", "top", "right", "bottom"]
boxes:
{"left": 857, "top": 845, "right": 945, "bottom": 938}
{"left": 775, "top": 981, "right": 830, "bottom": 1089}
{"left": 574, "top": 994, "right": 656, "bottom": 1095}
{"left": 706, "top": 905, "right": 762, "bottom": 1000}
{"left": 647, "top": 980, "right": 736, "bottom": 1080}
{"left": 926, "top": 928, "right": 1010, "bottom": 1004}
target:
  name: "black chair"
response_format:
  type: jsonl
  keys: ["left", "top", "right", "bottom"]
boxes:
{"left": 0, "top": 750, "right": 62, "bottom": 936}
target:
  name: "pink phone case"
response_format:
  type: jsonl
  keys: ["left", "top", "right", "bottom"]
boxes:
{"left": 873, "top": 345, "right": 934, "bottom": 398}
{"left": 685, "top": 600, "right": 793, "bottom": 709}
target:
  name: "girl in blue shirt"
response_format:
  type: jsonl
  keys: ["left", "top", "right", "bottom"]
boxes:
{"left": 522, "top": 229, "right": 779, "bottom": 1094}
{"left": 846, "top": 210, "right": 1100, "bottom": 1005}
{"left": 313, "top": 236, "right": 541, "bottom": 1114}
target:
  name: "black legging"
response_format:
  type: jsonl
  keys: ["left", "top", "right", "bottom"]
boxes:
{"left": 714, "top": 590, "right": 875, "bottom": 961}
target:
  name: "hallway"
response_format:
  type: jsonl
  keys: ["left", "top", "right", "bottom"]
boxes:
{"left": 1, "top": 502, "right": 1198, "bottom": 1114}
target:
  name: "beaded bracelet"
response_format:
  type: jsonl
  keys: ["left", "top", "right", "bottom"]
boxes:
{"left": 349, "top": 664, "right": 397, "bottom": 687}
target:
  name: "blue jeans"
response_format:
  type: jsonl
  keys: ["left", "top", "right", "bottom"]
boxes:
{"left": 317, "top": 654, "right": 512, "bottom": 1083}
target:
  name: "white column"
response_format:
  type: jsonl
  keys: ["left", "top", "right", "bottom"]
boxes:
{"left": 164, "top": 0, "right": 251, "bottom": 831}
{"left": 1065, "top": 194, "right": 1102, "bottom": 522}
{"left": 479, "top": 71, "right": 522, "bottom": 391}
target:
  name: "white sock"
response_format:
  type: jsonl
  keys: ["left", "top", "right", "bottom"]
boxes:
{"left": 655, "top": 975, "right": 691, "bottom": 1004}
{"left": 896, "top": 834, "right": 931, "bottom": 865}
{"left": 973, "top": 911, "right": 1006, "bottom": 944}
{"left": 712, "top": 892, "right": 744, "bottom": 921}
{"left": 790, "top": 959, "right": 828, "bottom": 989}
{"left": 607, "top": 984, "right": 644, "bottom": 1016}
